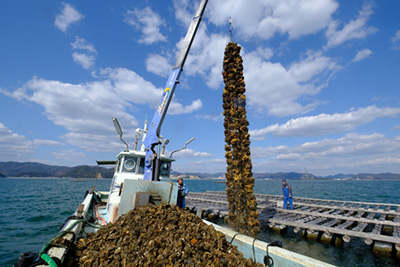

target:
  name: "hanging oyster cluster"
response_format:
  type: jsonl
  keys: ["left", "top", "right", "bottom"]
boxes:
{"left": 64, "top": 204, "right": 262, "bottom": 266}
{"left": 222, "top": 42, "right": 260, "bottom": 237}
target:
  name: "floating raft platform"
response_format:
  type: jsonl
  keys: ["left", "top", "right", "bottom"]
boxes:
{"left": 186, "top": 191, "right": 400, "bottom": 256}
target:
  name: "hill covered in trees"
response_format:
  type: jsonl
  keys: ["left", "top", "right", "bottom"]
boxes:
{"left": 0, "top": 161, "right": 114, "bottom": 178}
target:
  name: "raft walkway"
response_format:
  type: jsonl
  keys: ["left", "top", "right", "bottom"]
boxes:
{"left": 185, "top": 191, "right": 400, "bottom": 250}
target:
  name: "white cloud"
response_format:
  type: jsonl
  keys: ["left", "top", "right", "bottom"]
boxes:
{"left": 72, "top": 52, "right": 96, "bottom": 70}
{"left": 156, "top": 33, "right": 338, "bottom": 117}
{"left": 124, "top": 7, "right": 166, "bottom": 44}
{"left": 251, "top": 133, "right": 400, "bottom": 175}
{"left": 142, "top": 0, "right": 228, "bottom": 90}
{"left": 325, "top": 2, "right": 377, "bottom": 48}
{"left": 33, "top": 139, "right": 63, "bottom": 146}
{"left": 251, "top": 145, "right": 289, "bottom": 158}
{"left": 7, "top": 68, "right": 203, "bottom": 152}
{"left": 71, "top": 37, "right": 97, "bottom": 70}
{"left": 168, "top": 99, "right": 202, "bottom": 115}
{"left": 145, "top": 54, "right": 173, "bottom": 77}
{"left": 0, "top": 123, "right": 33, "bottom": 161}
{"left": 102, "top": 67, "right": 202, "bottom": 114}
{"left": 169, "top": 148, "right": 212, "bottom": 159}
{"left": 186, "top": 133, "right": 400, "bottom": 175}
{"left": 208, "top": 0, "right": 338, "bottom": 40}
{"left": 181, "top": 31, "right": 227, "bottom": 89}
{"left": 276, "top": 153, "right": 301, "bottom": 160}
{"left": 148, "top": 0, "right": 340, "bottom": 115}
{"left": 54, "top": 3, "right": 83, "bottom": 33}
{"left": 255, "top": 47, "right": 274, "bottom": 61}
{"left": 391, "top": 30, "right": 400, "bottom": 50}
{"left": 53, "top": 149, "right": 87, "bottom": 161}
{"left": 352, "top": 49, "right": 372, "bottom": 62}
{"left": 62, "top": 132, "right": 125, "bottom": 152}
{"left": 71, "top": 37, "right": 97, "bottom": 53}
{"left": 288, "top": 50, "right": 338, "bottom": 83}
{"left": 145, "top": 18, "right": 227, "bottom": 89}
{"left": 101, "top": 67, "right": 161, "bottom": 107}
{"left": 172, "top": 0, "right": 195, "bottom": 26}
{"left": 195, "top": 114, "right": 223, "bottom": 122}
{"left": 244, "top": 50, "right": 338, "bottom": 116}
{"left": 173, "top": 158, "right": 225, "bottom": 173}
{"left": 250, "top": 105, "right": 400, "bottom": 139}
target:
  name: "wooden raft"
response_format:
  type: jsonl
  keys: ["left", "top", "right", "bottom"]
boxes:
{"left": 185, "top": 191, "right": 400, "bottom": 249}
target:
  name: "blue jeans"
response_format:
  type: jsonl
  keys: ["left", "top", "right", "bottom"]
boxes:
{"left": 283, "top": 195, "right": 293, "bottom": 210}
{"left": 177, "top": 195, "right": 185, "bottom": 208}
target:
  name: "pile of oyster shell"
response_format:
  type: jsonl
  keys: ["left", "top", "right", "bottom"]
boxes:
{"left": 66, "top": 204, "right": 262, "bottom": 266}
{"left": 222, "top": 42, "right": 260, "bottom": 237}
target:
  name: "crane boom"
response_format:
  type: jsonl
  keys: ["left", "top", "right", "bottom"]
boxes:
{"left": 143, "top": 0, "right": 208, "bottom": 180}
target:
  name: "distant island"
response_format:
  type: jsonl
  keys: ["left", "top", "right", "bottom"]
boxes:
{"left": 1, "top": 161, "right": 399, "bottom": 180}
{"left": 0, "top": 161, "right": 114, "bottom": 179}
{"left": 171, "top": 171, "right": 400, "bottom": 181}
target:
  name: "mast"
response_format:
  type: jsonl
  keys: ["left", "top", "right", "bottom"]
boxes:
{"left": 143, "top": 0, "right": 208, "bottom": 180}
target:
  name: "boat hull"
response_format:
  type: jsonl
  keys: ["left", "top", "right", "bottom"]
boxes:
{"left": 17, "top": 182, "right": 334, "bottom": 267}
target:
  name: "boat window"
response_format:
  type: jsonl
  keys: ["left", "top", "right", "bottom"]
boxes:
{"left": 138, "top": 157, "right": 145, "bottom": 174}
{"left": 116, "top": 159, "right": 121, "bottom": 173}
{"left": 122, "top": 157, "right": 138, "bottom": 172}
{"left": 160, "top": 161, "right": 171, "bottom": 176}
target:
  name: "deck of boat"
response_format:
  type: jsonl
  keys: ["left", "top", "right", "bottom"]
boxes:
{"left": 185, "top": 191, "right": 400, "bottom": 251}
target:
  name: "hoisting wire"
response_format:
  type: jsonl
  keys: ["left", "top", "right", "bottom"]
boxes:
{"left": 229, "top": 16, "right": 233, "bottom": 42}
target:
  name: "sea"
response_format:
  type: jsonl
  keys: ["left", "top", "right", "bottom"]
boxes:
{"left": 1, "top": 178, "right": 399, "bottom": 267}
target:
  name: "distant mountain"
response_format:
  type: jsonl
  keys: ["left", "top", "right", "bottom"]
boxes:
{"left": 172, "top": 171, "right": 313, "bottom": 180}
{"left": 171, "top": 171, "right": 400, "bottom": 180}
{"left": 1, "top": 161, "right": 399, "bottom": 180}
{"left": 320, "top": 173, "right": 354, "bottom": 179}
{"left": 0, "top": 161, "right": 65, "bottom": 177}
{"left": 0, "top": 161, "right": 114, "bottom": 178}
{"left": 318, "top": 173, "right": 400, "bottom": 180}
{"left": 352, "top": 172, "right": 400, "bottom": 180}
{"left": 253, "top": 172, "right": 312, "bottom": 179}
{"left": 171, "top": 171, "right": 226, "bottom": 179}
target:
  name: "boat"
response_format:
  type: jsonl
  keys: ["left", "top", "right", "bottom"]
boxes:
{"left": 14, "top": 117, "right": 194, "bottom": 267}
{"left": 14, "top": 1, "right": 335, "bottom": 266}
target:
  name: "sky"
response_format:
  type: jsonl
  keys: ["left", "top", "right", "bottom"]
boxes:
{"left": 1, "top": 0, "right": 400, "bottom": 177}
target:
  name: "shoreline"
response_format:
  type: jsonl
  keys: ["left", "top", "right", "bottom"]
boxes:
{"left": 3, "top": 176, "right": 400, "bottom": 181}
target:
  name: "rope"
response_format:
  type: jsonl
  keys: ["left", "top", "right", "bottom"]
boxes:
{"left": 252, "top": 237, "right": 260, "bottom": 264}
{"left": 39, "top": 219, "right": 102, "bottom": 266}
{"left": 230, "top": 233, "right": 239, "bottom": 244}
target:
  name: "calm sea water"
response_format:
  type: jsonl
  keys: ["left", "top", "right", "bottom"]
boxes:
{"left": 1, "top": 178, "right": 399, "bottom": 266}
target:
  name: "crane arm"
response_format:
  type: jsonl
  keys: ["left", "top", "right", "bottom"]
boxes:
{"left": 143, "top": 0, "right": 208, "bottom": 180}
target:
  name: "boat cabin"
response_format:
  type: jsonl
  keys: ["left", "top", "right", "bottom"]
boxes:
{"left": 114, "top": 151, "right": 174, "bottom": 180}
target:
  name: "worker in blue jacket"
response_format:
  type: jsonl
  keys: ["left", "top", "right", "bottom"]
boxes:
{"left": 282, "top": 179, "right": 293, "bottom": 210}
{"left": 177, "top": 178, "right": 189, "bottom": 208}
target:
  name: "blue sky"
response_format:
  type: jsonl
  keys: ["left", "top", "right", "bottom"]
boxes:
{"left": 1, "top": 0, "right": 400, "bottom": 176}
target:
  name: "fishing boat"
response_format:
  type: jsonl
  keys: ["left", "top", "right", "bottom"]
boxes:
{"left": 15, "top": 0, "right": 334, "bottom": 266}
{"left": 14, "top": 117, "right": 192, "bottom": 267}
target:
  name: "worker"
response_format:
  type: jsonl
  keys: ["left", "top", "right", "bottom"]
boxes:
{"left": 282, "top": 179, "right": 293, "bottom": 210}
{"left": 177, "top": 178, "right": 189, "bottom": 208}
